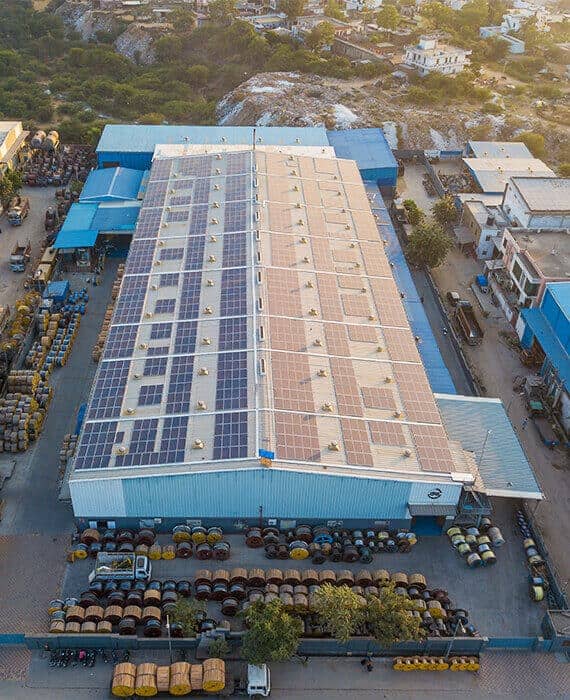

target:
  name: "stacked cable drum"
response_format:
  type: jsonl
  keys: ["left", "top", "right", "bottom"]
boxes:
{"left": 110, "top": 660, "right": 225, "bottom": 697}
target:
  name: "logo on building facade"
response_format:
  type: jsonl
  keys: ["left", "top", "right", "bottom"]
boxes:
{"left": 428, "top": 488, "right": 442, "bottom": 500}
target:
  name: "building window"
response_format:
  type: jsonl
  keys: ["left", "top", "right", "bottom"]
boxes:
{"left": 512, "top": 260, "right": 522, "bottom": 281}
{"left": 524, "top": 280, "right": 539, "bottom": 297}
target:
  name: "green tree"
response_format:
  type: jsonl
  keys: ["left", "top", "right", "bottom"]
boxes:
{"left": 518, "top": 131, "right": 546, "bottom": 159}
{"left": 306, "top": 22, "right": 335, "bottom": 50}
{"left": 407, "top": 220, "right": 453, "bottom": 268}
{"left": 279, "top": 0, "right": 306, "bottom": 24}
{"left": 324, "top": 0, "right": 347, "bottom": 20}
{"left": 0, "top": 168, "right": 23, "bottom": 207}
{"left": 209, "top": 637, "right": 231, "bottom": 657}
{"left": 241, "top": 600, "right": 302, "bottom": 666}
{"left": 376, "top": 5, "right": 400, "bottom": 30}
{"left": 312, "top": 584, "right": 366, "bottom": 643}
{"left": 170, "top": 599, "right": 207, "bottom": 637}
{"left": 171, "top": 7, "right": 197, "bottom": 32}
{"left": 139, "top": 112, "right": 165, "bottom": 124}
{"left": 366, "top": 584, "right": 424, "bottom": 649}
{"left": 558, "top": 163, "right": 570, "bottom": 177}
{"left": 403, "top": 199, "right": 425, "bottom": 226}
{"left": 432, "top": 195, "right": 459, "bottom": 225}
{"left": 209, "top": 0, "right": 237, "bottom": 25}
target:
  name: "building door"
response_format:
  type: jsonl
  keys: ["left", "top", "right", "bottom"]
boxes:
{"left": 411, "top": 516, "right": 445, "bottom": 536}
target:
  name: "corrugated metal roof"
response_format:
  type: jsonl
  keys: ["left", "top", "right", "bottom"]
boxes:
{"left": 80, "top": 167, "right": 145, "bottom": 202}
{"left": 463, "top": 158, "right": 555, "bottom": 194}
{"left": 327, "top": 128, "right": 397, "bottom": 173}
{"left": 91, "top": 203, "right": 141, "bottom": 231}
{"left": 520, "top": 308, "right": 570, "bottom": 390}
{"left": 96, "top": 125, "right": 330, "bottom": 153}
{"left": 468, "top": 141, "right": 532, "bottom": 159}
{"left": 510, "top": 177, "right": 570, "bottom": 212}
{"left": 367, "top": 186, "right": 456, "bottom": 395}
{"left": 53, "top": 228, "right": 99, "bottom": 249}
{"left": 546, "top": 282, "right": 570, "bottom": 316}
{"left": 435, "top": 394, "right": 543, "bottom": 499}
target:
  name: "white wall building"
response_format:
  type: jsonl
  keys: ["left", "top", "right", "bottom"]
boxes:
{"left": 342, "top": 0, "right": 383, "bottom": 12}
{"left": 479, "top": 25, "right": 525, "bottom": 53}
{"left": 403, "top": 37, "right": 471, "bottom": 76}
{"left": 502, "top": 178, "right": 570, "bottom": 229}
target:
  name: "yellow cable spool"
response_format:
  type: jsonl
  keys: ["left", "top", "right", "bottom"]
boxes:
{"left": 437, "top": 658, "right": 450, "bottom": 671}
{"left": 73, "top": 546, "right": 88, "bottom": 559}
{"left": 191, "top": 530, "right": 207, "bottom": 544}
{"left": 161, "top": 544, "right": 176, "bottom": 560}
{"left": 449, "top": 658, "right": 461, "bottom": 671}
{"left": 467, "top": 657, "right": 480, "bottom": 671}
{"left": 289, "top": 547, "right": 309, "bottom": 560}
{"left": 393, "top": 657, "right": 405, "bottom": 671}
{"left": 148, "top": 544, "right": 162, "bottom": 560}
{"left": 172, "top": 530, "right": 191, "bottom": 543}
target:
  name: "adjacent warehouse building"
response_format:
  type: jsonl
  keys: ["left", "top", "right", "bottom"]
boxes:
{"left": 69, "top": 140, "right": 541, "bottom": 532}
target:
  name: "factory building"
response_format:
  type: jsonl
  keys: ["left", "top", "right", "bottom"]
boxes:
{"left": 69, "top": 137, "right": 541, "bottom": 532}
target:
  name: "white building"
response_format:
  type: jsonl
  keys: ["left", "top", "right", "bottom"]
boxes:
{"left": 0, "top": 121, "right": 29, "bottom": 177}
{"left": 455, "top": 198, "right": 508, "bottom": 260}
{"left": 342, "top": 0, "right": 383, "bottom": 12}
{"left": 502, "top": 178, "right": 570, "bottom": 229}
{"left": 403, "top": 37, "right": 471, "bottom": 76}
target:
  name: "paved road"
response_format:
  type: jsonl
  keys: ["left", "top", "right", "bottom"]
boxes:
{"left": 2, "top": 651, "right": 568, "bottom": 699}
{"left": 408, "top": 267, "right": 474, "bottom": 396}
{"left": 0, "top": 260, "right": 119, "bottom": 536}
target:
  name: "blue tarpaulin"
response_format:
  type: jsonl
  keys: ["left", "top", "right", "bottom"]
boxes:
{"left": 44, "top": 280, "right": 69, "bottom": 302}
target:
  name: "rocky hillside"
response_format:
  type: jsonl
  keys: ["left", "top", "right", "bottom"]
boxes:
{"left": 55, "top": 1, "right": 156, "bottom": 64}
{"left": 217, "top": 72, "right": 568, "bottom": 156}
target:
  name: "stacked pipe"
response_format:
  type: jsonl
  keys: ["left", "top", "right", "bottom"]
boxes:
{"left": 110, "top": 659, "right": 224, "bottom": 697}
{"left": 0, "top": 370, "right": 49, "bottom": 452}
{"left": 59, "top": 433, "right": 79, "bottom": 469}
{"left": 446, "top": 518, "right": 504, "bottom": 568}
{"left": 92, "top": 265, "right": 125, "bottom": 362}
{"left": 246, "top": 525, "right": 417, "bottom": 563}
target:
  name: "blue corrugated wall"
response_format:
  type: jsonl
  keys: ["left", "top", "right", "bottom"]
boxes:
{"left": 121, "top": 470, "right": 412, "bottom": 520}
{"left": 98, "top": 152, "right": 153, "bottom": 171}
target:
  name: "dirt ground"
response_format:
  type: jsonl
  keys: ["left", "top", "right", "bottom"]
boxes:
{"left": 0, "top": 186, "right": 58, "bottom": 310}
{"left": 432, "top": 247, "right": 570, "bottom": 584}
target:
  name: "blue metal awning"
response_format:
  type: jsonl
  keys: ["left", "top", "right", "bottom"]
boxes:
{"left": 436, "top": 394, "right": 543, "bottom": 500}
{"left": 80, "top": 167, "right": 145, "bottom": 202}
{"left": 54, "top": 229, "right": 99, "bottom": 249}
{"left": 520, "top": 308, "right": 570, "bottom": 392}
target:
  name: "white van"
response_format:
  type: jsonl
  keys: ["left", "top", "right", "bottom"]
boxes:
{"left": 247, "top": 664, "right": 271, "bottom": 697}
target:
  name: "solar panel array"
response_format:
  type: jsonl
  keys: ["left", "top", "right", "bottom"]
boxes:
{"left": 74, "top": 148, "right": 459, "bottom": 480}
{"left": 74, "top": 152, "right": 257, "bottom": 471}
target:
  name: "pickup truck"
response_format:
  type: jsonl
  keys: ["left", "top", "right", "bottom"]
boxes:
{"left": 88, "top": 553, "right": 151, "bottom": 583}
{"left": 10, "top": 240, "right": 31, "bottom": 272}
{"left": 7, "top": 196, "right": 30, "bottom": 226}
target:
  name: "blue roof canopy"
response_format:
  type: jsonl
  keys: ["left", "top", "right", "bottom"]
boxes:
{"left": 436, "top": 394, "right": 543, "bottom": 500}
{"left": 520, "top": 307, "right": 570, "bottom": 391}
{"left": 97, "top": 125, "right": 330, "bottom": 153}
{"left": 54, "top": 201, "right": 141, "bottom": 249}
{"left": 53, "top": 228, "right": 99, "bottom": 249}
{"left": 327, "top": 128, "right": 397, "bottom": 173}
{"left": 80, "top": 167, "right": 145, "bottom": 202}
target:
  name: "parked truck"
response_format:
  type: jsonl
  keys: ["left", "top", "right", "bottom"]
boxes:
{"left": 7, "top": 196, "right": 30, "bottom": 226}
{"left": 88, "top": 553, "right": 151, "bottom": 584}
{"left": 454, "top": 302, "right": 484, "bottom": 346}
{"left": 10, "top": 240, "right": 31, "bottom": 272}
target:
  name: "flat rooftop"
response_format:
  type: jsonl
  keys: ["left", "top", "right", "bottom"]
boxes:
{"left": 463, "top": 157, "right": 555, "bottom": 194}
{"left": 463, "top": 199, "right": 507, "bottom": 227}
{"left": 71, "top": 148, "right": 474, "bottom": 486}
{"left": 467, "top": 141, "right": 532, "bottom": 159}
{"left": 509, "top": 177, "right": 570, "bottom": 213}
{"left": 510, "top": 229, "right": 570, "bottom": 278}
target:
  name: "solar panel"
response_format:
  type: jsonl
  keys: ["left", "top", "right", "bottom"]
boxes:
{"left": 213, "top": 411, "right": 248, "bottom": 459}
{"left": 165, "top": 355, "right": 194, "bottom": 413}
{"left": 220, "top": 268, "right": 247, "bottom": 316}
{"left": 103, "top": 325, "right": 138, "bottom": 359}
{"left": 73, "top": 421, "right": 118, "bottom": 470}
{"left": 174, "top": 321, "right": 197, "bottom": 354}
{"left": 154, "top": 298, "right": 176, "bottom": 315}
{"left": 218, "top": 317, "right": 248, "bottom": 351}
{"left": 178, "top": 273, "right": 201, "bottom": 319}
{"left": 138, "top": 384, "right": 164, "bottom": 406}
{"left": 114, "top": 276, "right": 147, "bottom": 323}
{"left": 215, "top": 352, "right": 248, "bottom": 410}
{"left": 143, "top": 356, "right": 168, "bottom": 376}
{"left": 87, "top": 361, "right": 130, "bottom": 420}
{"left": 150, "top": 323, "right": 172, "bottom": 340}
{"left": 224, "top": 201, "right": 247, "bottom": 232}
{"left": 115, "top": 419, "right": 159, "bottom": 467}
{"left": 159, "top": 415, "right": 187, "bottom": 463}
{"left": 160, "top": 273, "right": 180, "bottom": 287}
{"left": 160, "top": 247, "right": 184, "bottom": 261}
{"left": 222, "top": 233, "right": 247, "bottom": 268}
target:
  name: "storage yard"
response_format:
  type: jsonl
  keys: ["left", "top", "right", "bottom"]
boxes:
{"left": 0, "top": 125, "right": 568, "bottom": 697}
